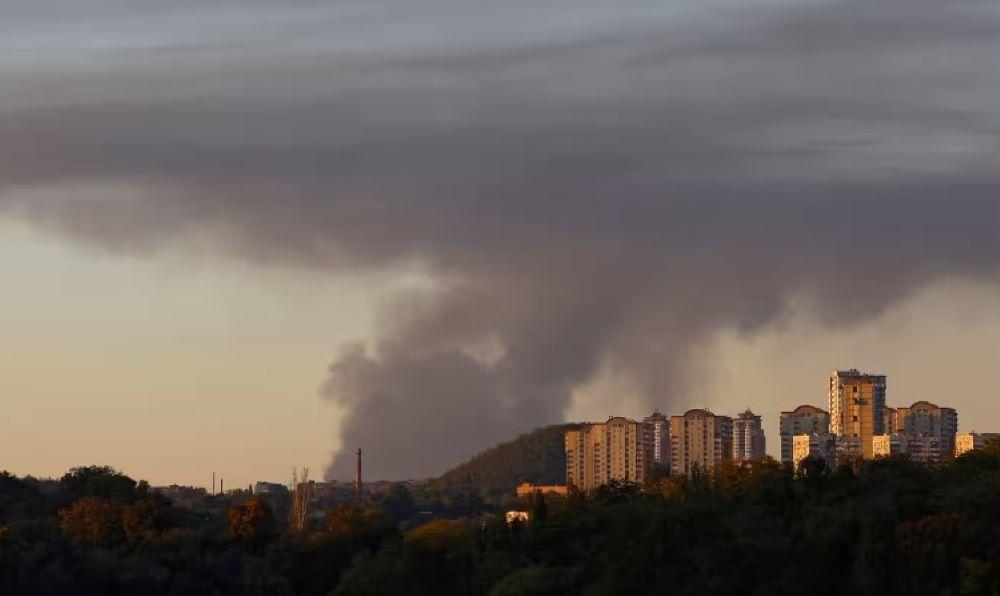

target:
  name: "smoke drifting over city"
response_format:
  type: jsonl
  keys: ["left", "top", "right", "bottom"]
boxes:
{"left": 2, "top": 0, "right": 999, "bottom": 478}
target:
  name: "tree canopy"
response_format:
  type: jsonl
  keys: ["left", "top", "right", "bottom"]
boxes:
{"left": 428, "top": 424, "right": 574, "bottom": 502}
{"left": 1, "top": 437, "right": 1000, "bottom": 594}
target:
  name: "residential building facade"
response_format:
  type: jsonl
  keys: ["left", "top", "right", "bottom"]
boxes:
{"left": 792, "top": 433, "right": 836, "bottom": 471}
{"left": 829, "top": 369, "right": 887, "bottom": 459}
{"left": 732, "top": 409, "right": 766, "bottom": 463}
{"left": 779, "top": 405, "right": 830, "bottom": 464}
{"left": 884, "top": 407, "right": 898, "bottom": 434}
{"left": 565, "top": 417, "right": 654, "bottom": 490}
{"left": 873, "top": 434, "right": 908, "bottom": 458}
{"left": 644, "top": 411, "right": 670, "bottom": 468}
{"left": 515, "top": 483, "right": 569, "bottom": 497}
{"left": 874, "top": 434, "right": 949, "bottom": 463}
{"left": 669, "top": 409, "right": 733, "bottom": 476}
{"left": 835, "top": 435, "right": 863, "bottom": 463}
{"left": 889, "top": 401, "right": 958, "bottom": 458}
{"left": 955, "top": 432, "right": 1000, "bottom": 456}
{"left": 565, "top": 424, "right": 603, "bottom": 490}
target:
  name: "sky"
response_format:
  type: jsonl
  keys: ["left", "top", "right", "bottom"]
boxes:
{"left": 1, "top": 0, "right": 999, "bottom": 485}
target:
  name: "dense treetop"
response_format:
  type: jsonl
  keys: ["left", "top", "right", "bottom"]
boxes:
{"left": 1, "top": 437, "right": 999, "bottom": 594}
{"left": 428, "top": 424, "right": 575, "bottom": 501}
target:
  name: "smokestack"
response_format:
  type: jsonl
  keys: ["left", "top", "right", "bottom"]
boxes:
{"left": 355, "top": 448, "right": 362, "bottom": 501}
{"left": 212, "top": 472, "right": 216, "bottom": 495}
{"left": 221, "top": 478, "right": 224, "bottom": 494}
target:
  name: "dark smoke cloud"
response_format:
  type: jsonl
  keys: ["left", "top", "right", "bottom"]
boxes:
{"left": 1, "top": 0, "right": 999, "bottom": 478}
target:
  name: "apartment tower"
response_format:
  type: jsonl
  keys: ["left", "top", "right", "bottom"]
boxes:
{"left": 643, "top": 411, "right": 670, "bottom": 468}
{"left": 732, "top": 409, "right": 766, "bottom": 463}
{"left": 669, "top": 409, "right": 733, "bottom": 476}
{"left": 829, "top": 369, "right": 886, "bottom": 459}
{"left": 889, "top": 401, "right": 958, "bottom": 458}
{"left": 565, "top": 417, "right": 654, "bottom": 491}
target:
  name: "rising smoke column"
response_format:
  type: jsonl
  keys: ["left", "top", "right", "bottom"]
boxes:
{"left": 0, "top": 0, "right": 998, "bottom": 478}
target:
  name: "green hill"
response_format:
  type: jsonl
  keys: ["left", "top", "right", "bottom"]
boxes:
{"left": 427, "top": 424, "right": 576, "bottom": 501}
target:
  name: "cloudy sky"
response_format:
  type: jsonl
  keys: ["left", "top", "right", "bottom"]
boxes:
{"left": 1, "top": 0, "right": 999, "bottom": 486}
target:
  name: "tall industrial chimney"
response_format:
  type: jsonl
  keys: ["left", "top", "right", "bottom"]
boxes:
{"left": 355, "top": 448, "right": 362, "bottom": 501}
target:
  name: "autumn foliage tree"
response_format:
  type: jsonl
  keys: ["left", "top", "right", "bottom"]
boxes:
{"left": 122, "top": 497, "right": 175, "bottom": 546}
{"left": 228, "top": 497, "right": 276, "bottom": 547}
{"left": 59, "top": 496, "right": 124, "bottom": 547}
{"left": 326, "top": 503, "right": 395, "bottom": 550}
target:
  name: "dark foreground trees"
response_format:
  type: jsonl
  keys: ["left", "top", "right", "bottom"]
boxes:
{"left": 332, "top": 452, "right": 1000, "bottom": 596}
{"left": 2, "top": 445, "right": 1000, "bottom": 595}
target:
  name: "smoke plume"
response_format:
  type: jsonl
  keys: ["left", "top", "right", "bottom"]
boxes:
{"left": 1, "top": 0, "right": 999, "bottom": 478}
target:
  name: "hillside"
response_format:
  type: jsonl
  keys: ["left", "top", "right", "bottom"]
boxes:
{"left": 427, "top": 424, "right": 576, "bottom": 501}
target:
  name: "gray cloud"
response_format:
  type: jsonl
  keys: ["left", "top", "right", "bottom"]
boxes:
{"left": 2, "top": 0, "right": 999, "bottom": 478}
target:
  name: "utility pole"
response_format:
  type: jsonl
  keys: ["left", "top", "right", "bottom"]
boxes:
{"left": 355, "top": 448, "right": 362, "bottom": 502}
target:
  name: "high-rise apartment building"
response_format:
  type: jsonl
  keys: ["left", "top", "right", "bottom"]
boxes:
{"left": 565, "top": 417, "right": 654, "bottom": 491}
{"left": 644, "top": 411, "right": 670, "bottom": 468}
{"left": 906, "top": 435, "right": 947, "bottom": 463}
{"left": 732, "top": 409, "right": 765, "bottom": 463}
{"left": 669, "top": 409, "right": 733, "bottom": 476}
{"left": 565, "top": 424, "right": 601, "bottom": 490}
{"left": 889, "top": 401, "right": 958, "bottom": 458}
{"left": 884, "top": 407, "right": 897, "bottom": 434}
{"left": 835, "top": 435, "right": 863, "bottom": 461}
{"left": 829, "top": 369, "right": 886, "bottom": 459}
{"left": 779, "top": 405, "right": 830, "bottom": 464}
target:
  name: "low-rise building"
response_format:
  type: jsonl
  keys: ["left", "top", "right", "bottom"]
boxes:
{"left": 792, "top": 433, "right": 836, "bottom": 471}
{"left": 779, "top": 405, "right": 830, "bottom": 464}
{"left": 515, "top": 483, "right": 569, "bottom": 497}
{"left": 873, "top": 434, "right": 908, "bottom": 458}
{"left": 875, "top": 434, "right": 949, "bottom": 463}
{"left": 253, "top": 481, "right": 288, "bottom": 496}
{"left": 955, "top": 432, "right": 1000, "bottom": 456}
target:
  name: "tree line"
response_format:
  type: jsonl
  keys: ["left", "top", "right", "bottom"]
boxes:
{"left": 2, "top": 440, "right": 999, "bottom": 594}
